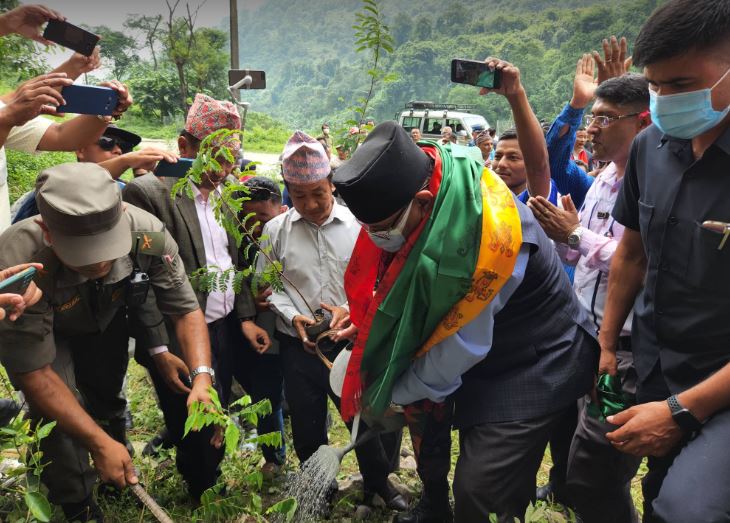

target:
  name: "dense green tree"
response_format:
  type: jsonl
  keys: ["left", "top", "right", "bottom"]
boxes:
{"left": 85, "top": 25, "right": 139, "bottom": 80}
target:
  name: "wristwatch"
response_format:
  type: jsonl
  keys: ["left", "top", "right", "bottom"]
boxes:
{"left": 190, "top": 365, "right": 216, "bottom": 386}
{"left": 667, "top": 395, "right": 702, "bottom": 432}
{"left": 567, "top": 226, "right": 583, "bottom": 248}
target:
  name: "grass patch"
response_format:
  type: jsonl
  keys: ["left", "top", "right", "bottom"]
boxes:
{"left": 1, "top": 358, "right": 646, "bottom": 522}
{"left": 6, "top": 149, "right": 76, "bottom": 204}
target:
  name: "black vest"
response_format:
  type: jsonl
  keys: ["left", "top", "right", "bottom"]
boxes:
{"left": 454, "top": 199, "right": 598, "bottom": 428}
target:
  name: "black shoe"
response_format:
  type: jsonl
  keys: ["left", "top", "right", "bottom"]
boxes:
{"left": 0, "top": 398, "right": 20, "bottom": 427}
{"left": 365, "top": 481, "right": 409, "bottom": 512}
{"left": 393, "top": 492, "right": 453, "bottom": 523}
{"left": 62, "top": 495, "right": 105, "bottom": 522}
{"left": 536, "top": 480, "right": 568, "bottom": 504}
{"left": 142, "top": 428, "right": 173, "bottom": 457}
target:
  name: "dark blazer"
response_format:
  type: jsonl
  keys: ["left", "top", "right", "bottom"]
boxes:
{"left": 123, "top": 173, "right": 256, "bottom": 337}
{"left": 455, "top": 198, "right": 599, "bottom": 428}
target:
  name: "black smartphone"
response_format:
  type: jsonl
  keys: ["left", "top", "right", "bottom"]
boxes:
{"left": 0, "top": 266, "right": 36, "bottom": 296}
{"left": 228, "top": 69, "right": 266, "bottom": 90}
{"left": 57, "top": 85, "right": 119, "bottom": 116}
{"left": 451, "top": 59, "right": 502, "bottom": 89}
{"left": 154, "top": 158, "right": 194, "bottom": 179}
{"left": 43, "top": 19, "right": 99, "bottom": 57}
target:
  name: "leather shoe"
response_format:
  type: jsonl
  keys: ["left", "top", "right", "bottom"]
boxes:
{"left": 393, "top": 492, "right": 452, "bottom": 523}
{"left": 366, "top": 481, "right": 408, "bottom": 512}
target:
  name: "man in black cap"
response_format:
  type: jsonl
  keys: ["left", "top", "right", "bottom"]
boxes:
{"left": 333, "top": 83, "right": 597, "bottom": 522}
{"left": 0, "top": 163, "right": 216, "bottom": 521}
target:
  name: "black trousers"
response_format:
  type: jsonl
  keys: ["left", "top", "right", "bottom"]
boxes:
{"left": 565, "top": 349, "right": 642, "bottom": 523}
{"left": 277, "top": 332, "right": 392, "bottom": 492}
{"left": 453, "top": 407, "right": 573, "bottom": 523}
{"left": 145, "top": 314, "right": 242, "bottom": 498}
{"left": 636, "top": 365, "right": 730, "bottom": 523}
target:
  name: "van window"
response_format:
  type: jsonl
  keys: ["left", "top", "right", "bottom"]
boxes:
{"left": 401, "top": 116, "right": 422, "bottom": 131}
{"left": 424, "top": 118, "right": 444, "bottom": 134}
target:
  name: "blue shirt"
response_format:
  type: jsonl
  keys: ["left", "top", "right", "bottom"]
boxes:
{"left": 517, "top": 180, "right": 559, "bottom": 206}
{"left": 546, "top": 103, "right": 595, "bottom": 209}
{"left": 392, "top": 244, "right": 530, "bottom": 404}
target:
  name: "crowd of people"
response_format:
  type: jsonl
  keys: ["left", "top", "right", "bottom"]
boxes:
{"left": 0, "top": 0, "right": 729, "bottom": 522}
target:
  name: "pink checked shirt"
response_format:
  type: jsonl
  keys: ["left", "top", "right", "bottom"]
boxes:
{"left": 555, "top": 163, "right": 633, "bottom": 337}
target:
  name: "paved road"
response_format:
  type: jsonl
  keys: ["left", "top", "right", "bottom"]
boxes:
{"left": 140, "top": 138, "right": 280, "bottom": 172}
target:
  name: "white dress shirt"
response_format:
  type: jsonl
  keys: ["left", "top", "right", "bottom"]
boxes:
{"left": 257, "top": 200, "right": 360, "bottom": 337}
{"left": 191, "top": 184, "right": 235, "bottom": 324}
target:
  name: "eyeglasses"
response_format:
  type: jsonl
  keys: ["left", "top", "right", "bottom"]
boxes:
{"left": 98, "top": 136, "right": 133, "bottom": 154}
{"left": 585, "top": 113, "right": 641, "bottom": 128}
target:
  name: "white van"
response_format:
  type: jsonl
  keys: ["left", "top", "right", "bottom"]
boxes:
{"left": 397, "top": 101, "right": 490, "bottom": 145}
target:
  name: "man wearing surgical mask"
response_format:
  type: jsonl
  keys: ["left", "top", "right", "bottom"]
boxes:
{"left": 599, "top": 1, "right": 730, "bottom": 521}
{"left": 333, "top": 118, "right": 598, "bottom": 523}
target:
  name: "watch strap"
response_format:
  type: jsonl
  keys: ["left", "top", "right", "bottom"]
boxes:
{"left": 667, "top": 395, "right": 702, "bottom": 432}
{"left": 190, "top": 365, "right": 216, "bottom": 386}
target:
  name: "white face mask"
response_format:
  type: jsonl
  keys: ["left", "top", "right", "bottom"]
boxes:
{"left": 323, "top": 128, "right": 330, "bottom": 135}
{"left": 367, "top": 200, "right": 414, "bottom": 252}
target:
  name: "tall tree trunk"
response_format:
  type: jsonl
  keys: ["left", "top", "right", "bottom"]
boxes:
{"left": 175, "top": 61, "right": 189, "bottom": 114}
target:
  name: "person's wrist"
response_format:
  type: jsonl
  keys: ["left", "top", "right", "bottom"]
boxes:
{"left": 87, "top": 429, "right": 116, "bottom": 454}
{"left": 505, "top": 86, "right": 527, "bottom": 105}
{"left": 569, "top": 96, "right": 589, "bottom": 110}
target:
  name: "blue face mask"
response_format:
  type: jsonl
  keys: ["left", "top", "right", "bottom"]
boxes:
{"left": 649, "top": 66, "right": 730, "bottom": 139}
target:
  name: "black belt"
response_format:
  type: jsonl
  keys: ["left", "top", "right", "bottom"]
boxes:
{"left": 207, "top": 313, "right": 232, "bottom": 330}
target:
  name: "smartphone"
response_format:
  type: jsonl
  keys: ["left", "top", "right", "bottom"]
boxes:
{"left": 57, "top": 85, "right": 119, "bottom": 116}
{"left": 154, "top": 158, "right": 194, "bottom": 179}
{"left": 451, "top": 59, "right": 502, "bottom": 89}
{"left": 0, "top": 266, "right": 37, "bottom": 296}
{"left": 43, "top": 19, "right": 99, "bottom": 57}
{"left": 228, "top": 70, "right": 266, "bottom": 90}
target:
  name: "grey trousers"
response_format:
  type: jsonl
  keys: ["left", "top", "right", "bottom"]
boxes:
{"left": 31, "top": 310, "right": 130, "bottom": 505}
{"left": 453, "top": 407, "right": 572, "bottom": 523}
{"left": 565, "top": 349, "right": 642, "bottom": 523}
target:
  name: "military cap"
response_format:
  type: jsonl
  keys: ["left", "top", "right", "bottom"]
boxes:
{"left": 35, "top": 163, "right": 131, "bottom": 267}
{"left": 333, "top": 121, "right": 432, "bottom": 224}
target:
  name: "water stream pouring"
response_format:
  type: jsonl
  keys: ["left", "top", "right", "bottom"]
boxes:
{"left": 285, "top": 346, "right": 407, "bottom": 520}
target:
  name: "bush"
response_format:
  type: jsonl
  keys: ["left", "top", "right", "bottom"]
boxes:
{"left": 6, "top": 150, "right": 76, "bottom": 204}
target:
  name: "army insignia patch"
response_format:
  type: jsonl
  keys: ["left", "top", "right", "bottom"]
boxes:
{"left": 132, "top": 231, "right": 165, "bottom": 257}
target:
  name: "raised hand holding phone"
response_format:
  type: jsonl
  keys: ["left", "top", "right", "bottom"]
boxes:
{"left": 0, "top": 4, "right": 65, "bottom": 45}
{"left": 478, "top": 57, "right": 524, "bottom": 98}
{"left": 0, "top": 263, "right": 43, "bottom": 321}
{"left": 0, "top": 73, "right": 72, "bottom": 126}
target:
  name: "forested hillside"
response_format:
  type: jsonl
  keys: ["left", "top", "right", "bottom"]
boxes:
{"left": 234, "top": 0, "right": 666, "bottom": 128}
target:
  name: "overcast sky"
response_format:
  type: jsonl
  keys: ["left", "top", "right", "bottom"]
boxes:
{"left": 39, "top": 0, "right": 231, "bottom": 67}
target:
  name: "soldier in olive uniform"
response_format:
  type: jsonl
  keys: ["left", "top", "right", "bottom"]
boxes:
{"left": 0, "top": 163, "right": 216, "bottom": 522}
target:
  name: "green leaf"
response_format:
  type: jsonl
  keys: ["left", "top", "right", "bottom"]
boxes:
{"left": 224, "top": 421, "right": 240, "bottom": 455}
{"left": 24, "top": 491, "right": 52, "bottom": 522}
{"left": 266, "top": 497, "right": 298, "bottom": 521}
